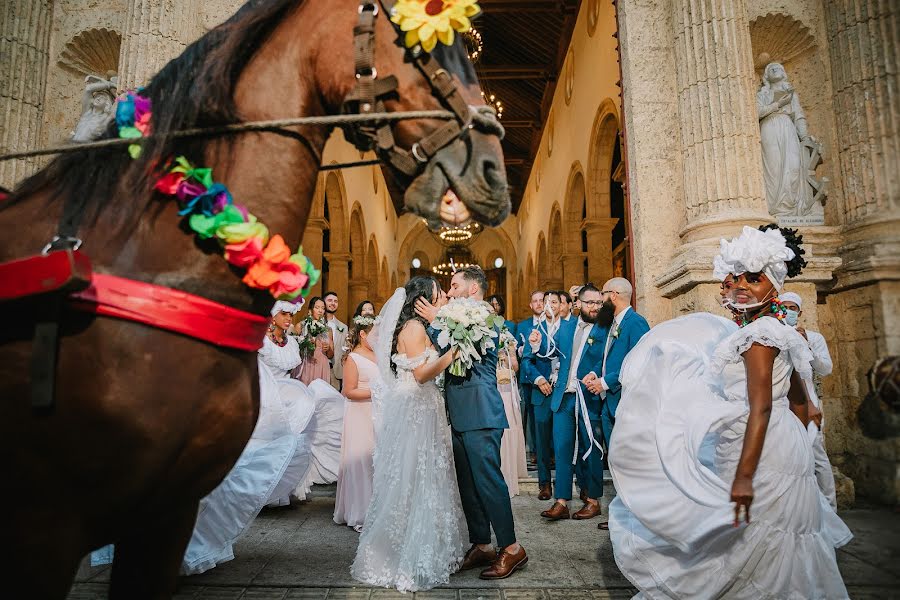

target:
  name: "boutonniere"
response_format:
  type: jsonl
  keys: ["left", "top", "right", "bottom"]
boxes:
{"left": 338, "top": 325, "right": 346, "bottom": 333}
{"left": 612, "top": 325, "right": 621, "bottom": 339}
{"left": 587, "top": 337, "right": 595, "bottom": 346}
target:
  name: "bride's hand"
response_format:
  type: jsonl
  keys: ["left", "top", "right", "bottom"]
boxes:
{"left": 730, "top": 476, "right": 753, "bottom": 527}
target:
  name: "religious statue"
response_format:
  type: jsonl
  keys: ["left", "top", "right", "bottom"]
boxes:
{"left": 757, "top": 62, "right": 827, "bottom": 225}
{"left": 71, "top": 75, "right": 117, "bottom": 142}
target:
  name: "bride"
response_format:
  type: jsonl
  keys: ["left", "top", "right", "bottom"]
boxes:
{"left": 351, "top": 276, "right": 468, "bottom": 592}
{"left": 608, "top": 225, "right": 851, "bottom": 598}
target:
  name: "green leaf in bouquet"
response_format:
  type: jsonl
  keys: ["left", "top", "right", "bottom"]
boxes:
{"left": 453, "top": 328, "right": 466, "bottom": 340}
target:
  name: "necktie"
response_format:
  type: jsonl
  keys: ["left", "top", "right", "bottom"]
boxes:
{"left": 567, "top": 321, "right": 591, "bottom": 392}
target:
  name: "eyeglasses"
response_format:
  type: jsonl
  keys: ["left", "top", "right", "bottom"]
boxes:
{"left": 581, "top": 300, "right": 602, "bottom": 306}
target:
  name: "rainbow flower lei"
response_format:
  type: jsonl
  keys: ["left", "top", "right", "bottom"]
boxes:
{"left": 115, "top": 92, "right": 319, "bottom": 301}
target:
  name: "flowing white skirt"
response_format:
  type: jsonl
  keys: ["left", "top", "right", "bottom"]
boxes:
{"left": 608, "top": 314, "right": 852, "bottom": 599}
{"left": 351, "top": 378, "right": 467, "bottom": 592}
{"left": 293, "top": 379, "right": 345, "bottom": 500}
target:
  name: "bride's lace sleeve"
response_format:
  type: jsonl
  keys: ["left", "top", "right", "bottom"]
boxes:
{"left": 392, "top": 351, "right": 432, "bottom": 371}
{"left": 710, "top": 317, "right": 813, "bottom": 379}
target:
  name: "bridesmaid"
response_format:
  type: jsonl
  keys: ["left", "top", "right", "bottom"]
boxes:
{"left": 333, "top": 315, "right": 380, "bottom": 531}
{"left": 490, "top": 294, "right": 528, "bottom": 497}
{"left": 293, "top": 296, "right": 334, "bottom": 384}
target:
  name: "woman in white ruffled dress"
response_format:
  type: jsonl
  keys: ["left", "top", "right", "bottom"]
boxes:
{"left": 608, "top": 225, "right": 851, "bottom": 599}
{"left": 351, "top": 277, "right": 468, "bottom": 592}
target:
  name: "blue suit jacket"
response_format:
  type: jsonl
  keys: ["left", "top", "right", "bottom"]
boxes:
{"left": 520, "top": 322, "right": 554, "bottom": 405}
{"left": 602, "top": 309, "right": 650, "bottom": 415}
{"left": 547, "top": 318, "right": 609, "bottom": 418}
{"left": 428, "top": 324, "right": 509, "bottom": 432}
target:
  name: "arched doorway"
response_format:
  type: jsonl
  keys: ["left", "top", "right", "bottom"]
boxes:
{"left": 349, "top": 205, "right": 367, "bottom": 311}
{"left": 563, "top": 164, "right": 588, "bottom": 286}
{"left": 547, "top": 205, "right": 564, "bottom": 289}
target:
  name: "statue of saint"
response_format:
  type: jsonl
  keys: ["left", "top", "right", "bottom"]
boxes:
{"left": 71, "top": 75, "right": 118, "bottom": 142}
{"left": 757, "top": 62, "right": 827, "bottom": 223}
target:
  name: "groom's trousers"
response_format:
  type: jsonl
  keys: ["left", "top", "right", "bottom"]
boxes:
{"left": 452, "top": 428, "right": 517, "bottom": 549}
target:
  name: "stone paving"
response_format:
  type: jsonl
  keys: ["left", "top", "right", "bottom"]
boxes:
{"left": 70, "top": 483, "right": 900, "bottom": 599}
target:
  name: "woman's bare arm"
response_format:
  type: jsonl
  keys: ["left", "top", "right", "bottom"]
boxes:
{"left": 732, "top": 343, "right": 779, "bottom": 526}
{"left": 342, "top": 355, "right": 370, "bottom": 401}
{"left": 398, "top": 321, "right": 453, "bottom": 384}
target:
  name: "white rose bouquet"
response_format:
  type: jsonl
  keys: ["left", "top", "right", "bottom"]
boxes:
{"left": 433, "top": 297, "right": 506, "bottom": 377}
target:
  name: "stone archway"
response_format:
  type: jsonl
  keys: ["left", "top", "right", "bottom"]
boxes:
{"left": 525, "top": 254, "right": 536, "bottom": 304}
{"left": 563, "top": 164, "right": 588, "bottom": 285}
{"left": 319, "top": 171, "right": 350, "bottom": 319}
{"left": 366, "top": 236, "right": 380, "bottom": 304}
{"left": 585, "top": 100, "right": 625, "bottom": 286}
{"left": 547, "top": 204, "right": 564, "bottom": 289}
{"left": 379, "top": 257, "right": 390, "bottom": 304}
{"left": 536, "top": 233, "right": 549, "bottom": 289}
{"left": 349, "top": 204, "right": 367, "bottom": 311}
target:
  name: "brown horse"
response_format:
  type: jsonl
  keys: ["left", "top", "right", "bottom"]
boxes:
{"left": 0, "top": 1, "right": 508, "bottom": 597}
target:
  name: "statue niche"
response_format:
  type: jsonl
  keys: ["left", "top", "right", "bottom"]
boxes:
{"left": 71, "top": 75, "right": 117, "bottom": 143}
{"left": 757, "top": 62, "right": 827, "bottom": 225}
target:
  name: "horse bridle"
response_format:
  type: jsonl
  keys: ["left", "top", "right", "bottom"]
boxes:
{"left": 341, "top": 0, "right": 502, "bottom": 177}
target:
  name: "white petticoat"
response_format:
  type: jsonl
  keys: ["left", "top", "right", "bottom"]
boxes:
{"left": 608, "top": 314, "right": 851, "bottom": 599}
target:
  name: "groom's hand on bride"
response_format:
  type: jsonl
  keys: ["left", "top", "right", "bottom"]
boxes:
{"left": 415, "top": 297, "right": 438, "bottom": 323}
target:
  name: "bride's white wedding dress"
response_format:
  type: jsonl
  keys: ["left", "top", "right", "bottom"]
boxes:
{"left": 608, "top": 314, "right": 851, "bottom": 599}
{"left": 351, "top": 348, "right": 468, "bottom": 592}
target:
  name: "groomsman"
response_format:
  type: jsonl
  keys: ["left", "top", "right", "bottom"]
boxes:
{"left": 516, "top": 291, "right": 545, "bottom": 471}
{"left": 324, "top": 291, "right": 348, "bottom": 390}
{"left": 584, "top": 278, "right": 649, "bottom": 471}
{"left": 519, "top": 291, "right": 556, "bottom": 500}
{"left": 532, "top": 284, "right": 608, "bottom": 520}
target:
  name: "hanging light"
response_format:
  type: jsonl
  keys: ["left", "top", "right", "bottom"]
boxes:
{"left": 463, "top": 26, "right": 483, "bottom": 63}
{"left": 480, "top": 90, "right": 504, "bottom": 120}
{"left": 423, "top": 218, "right": 484, "bottom": 247}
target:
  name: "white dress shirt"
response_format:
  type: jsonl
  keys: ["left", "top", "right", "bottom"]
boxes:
{"left": 600, "top": 305, "right": 631, "bottom": 392}
{"left": 565, "top": 318, "right": 594, "bottom": 393}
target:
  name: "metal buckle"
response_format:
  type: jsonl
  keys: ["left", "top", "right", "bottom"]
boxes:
{"left": 356, "top": 67, "right": 378, "bottom": 80}
{"left": 358, "top": 2, "right": 379, "bottom": 15}
{"left": 411, "top": 143, "right": 428, "bottom": 163}
{"left": 41, "top": 235, "right": 83, "bottom": 256}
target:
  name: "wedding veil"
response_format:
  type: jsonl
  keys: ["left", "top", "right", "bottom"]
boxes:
{"left": 368, "top": 287, "right": 406, "bottom": 439}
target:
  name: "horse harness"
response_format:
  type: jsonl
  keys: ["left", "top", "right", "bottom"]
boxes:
{"left": 1, "top": 0, "right": 496, "bottom": 411}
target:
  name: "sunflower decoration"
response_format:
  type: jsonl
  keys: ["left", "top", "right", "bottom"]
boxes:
{"left": 391, "top": 0, "right": 482, "bottom": 53}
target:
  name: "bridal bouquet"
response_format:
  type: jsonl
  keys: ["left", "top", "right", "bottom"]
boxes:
{"left": 295, "top": 316, "right": 328, "bottom": 359}
{"left": 433, "top": 297, "right": 505, "bottom": 377}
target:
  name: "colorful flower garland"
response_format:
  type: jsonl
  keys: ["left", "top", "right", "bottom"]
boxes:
{"left": 732, "top": 296, "right": 788, "bottom": 328}
{"left": 115, "top": 92, "right": 319, "bottom": 301}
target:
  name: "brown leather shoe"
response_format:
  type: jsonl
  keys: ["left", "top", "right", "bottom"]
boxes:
{"left": 540, "top": 501, "right": 570, "bottom": 520}
{"left": 460, "top": 544, "right": 497, "bottom": 571}
{"left": 480, "top": 545, "right": 528, "bottom": 580}
{"left": 572, "top": 501, "right": 602, "bottom": 520}
{"left": 537, "top": 483, "right": 552, "bottom": 501}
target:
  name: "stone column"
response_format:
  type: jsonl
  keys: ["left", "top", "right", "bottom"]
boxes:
{"left": 348, "top": 280, "right": 368, "bottom": 316}
{"left": 302, "top": 217, "right": 327, "bottom": 298}
{"left": 562, "top": 253, "right": 587, "bottom": 288}
{"left": 324, "top": 252, "right": 351, "bottom": 322}
{"left": 118, "top": 0, "right": 202, "bottom": 89}
{"left": 656, "top": 0, "right": 771, "bottom": 302}
{"left": 584, "top": 218, "right": 618, "bottom": 286}
{"left": 0, "top": 0, "right": 52, "bottom": 189}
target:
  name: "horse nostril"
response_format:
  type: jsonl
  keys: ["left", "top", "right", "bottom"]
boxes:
{"left": 481, "top": 159, "right": 504, "bottom": 189}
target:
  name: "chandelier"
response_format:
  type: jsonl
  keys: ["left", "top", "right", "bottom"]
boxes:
{"left": 425, "top": 218, "right": 483, "bottom": 247}
{"left": 432, "top": 246, "right": 478, "bottom": 276}
{"left": 481, "top": 90, "right": 504, "bottom": 119}
{"left": 463, "top": 27, "right": 483, "bottom": 63}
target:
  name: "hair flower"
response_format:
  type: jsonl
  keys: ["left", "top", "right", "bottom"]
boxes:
{"left": 178, "top": 183, "right": 232, "bottom": 217}
{"left": 713, "top": 226, "right": 795, "bottom": 290}
{"left": 171, "top": 156, "right": 213, "bottom": 189}
{"left": 391, "top": 0, "right": 482, "bottom": 52}
{"left": 189, "top": 204, "right": 247, "bottom": 239}
{"left": 225, "top": 237, "right": 266, "bottom": 268}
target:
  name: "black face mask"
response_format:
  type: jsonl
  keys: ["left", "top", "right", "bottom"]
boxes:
{"left": 596, "top": 299, "right": 616, "bottom": 328}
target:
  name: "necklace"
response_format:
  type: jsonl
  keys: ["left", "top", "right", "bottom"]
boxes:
{"left": 733, "top": 297, "right": 787, "bottom": 327}
{"left": 269, "top": 330, "right": 288, "bottom": 347}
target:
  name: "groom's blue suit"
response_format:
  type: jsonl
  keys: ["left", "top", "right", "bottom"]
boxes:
{"left": 428, "top": 322, "right": 517, "bottom": 549}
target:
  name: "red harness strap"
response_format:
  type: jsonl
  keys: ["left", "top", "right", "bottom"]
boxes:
{"left": 68, "top": 273, "right": 268, "bottom": 352}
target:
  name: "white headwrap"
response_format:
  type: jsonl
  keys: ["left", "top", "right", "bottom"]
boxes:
{"left": 270, "top": 299, "right": 303, "bottom": 317}
{"left": 713, "top": 226, "right": 796, "bottom": 290}
{"left": 780, "top": 292, "right": 803, "bottom": 308}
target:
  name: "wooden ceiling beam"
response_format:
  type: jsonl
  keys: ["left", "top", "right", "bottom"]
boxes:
{"left": 479, "top": 0, "right": 579, "bottom": 13}
{"left": 499, "top": 120, "right": 538, "bottom": 128}
{"left": 477, "top": 65, "right": 550, "bottom": 80}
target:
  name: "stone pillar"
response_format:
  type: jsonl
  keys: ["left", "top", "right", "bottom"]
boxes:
{"left": 302, "top": 217, "right": 327, "bottom": 299}
{"left": 584, "top": 218, "right": 618, "bottom": 286}
{"left": 656, "top": 0, "right": 772, "bottom": 303}
{"left": 349, "top": 280, "right": 368, "bottom": 317}
{"left": 0, "top": 0, "right": 52, "bottom": 189}
{"left": 118, "top": 0, "right": 202, "bottom": 89}
{"left": 324, "top": 252, "right": 351, "bottom": 323}
{"left": 562, "top": 253, "right": 587, "bottom": 288}
{"left": 822, "top": 0, "right": 899, "bottom": 505}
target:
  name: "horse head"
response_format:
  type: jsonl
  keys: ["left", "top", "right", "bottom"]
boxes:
{"left": 312, "top": 0, "right": 511, "bottom": 230}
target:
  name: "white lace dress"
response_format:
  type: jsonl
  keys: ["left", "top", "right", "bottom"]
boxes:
{"left": 608, "top": 315, "right": 852, "bottom": 599}
{"left": 351, "top": 349, "right": 468, "bottom": 592}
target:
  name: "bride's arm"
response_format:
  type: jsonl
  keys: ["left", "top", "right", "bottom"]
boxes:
{"left": 731, "top": 343, "right": 778, "bottom": 526}
{"left": 399, "top": 321, "right": 454, "bottom": 384}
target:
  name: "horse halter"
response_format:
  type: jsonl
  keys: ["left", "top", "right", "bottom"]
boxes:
{"left": 341, "top": 0, "right": 503, "bottom": 178}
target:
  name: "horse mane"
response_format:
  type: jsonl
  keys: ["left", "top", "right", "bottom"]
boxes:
{"left": 7, "top": 0, "right": 302, "bottom": 230}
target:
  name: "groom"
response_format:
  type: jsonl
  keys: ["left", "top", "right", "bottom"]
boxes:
{"left": 416, "top": 266, "right": 528, "bottom": 580}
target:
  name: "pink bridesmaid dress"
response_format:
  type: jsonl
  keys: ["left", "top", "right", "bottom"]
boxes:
{"left": 333, "top": 352, "right": 380, "bottom": 530}
{"left": 497, "top": 349, "right": 528, "bottom": 497}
